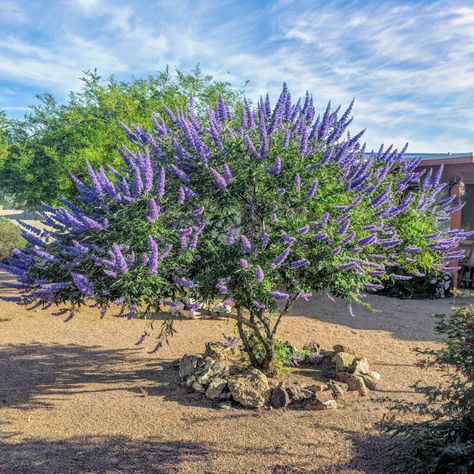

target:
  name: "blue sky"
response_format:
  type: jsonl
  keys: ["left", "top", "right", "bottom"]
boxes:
{"left": 1, "top": 0, "right": 473, "bottom": 152}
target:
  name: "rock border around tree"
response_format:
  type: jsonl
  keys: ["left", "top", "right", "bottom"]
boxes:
{"left": 177, "top": 343, "right": 381, "bottom": 410}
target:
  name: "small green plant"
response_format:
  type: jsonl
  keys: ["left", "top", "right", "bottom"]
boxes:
{"left": 0, "top": 316, "right": 10, "bottom": 322}
{"left": 383, "top": 304, "right": 474, "bottom": 473}
{"left": 0, "top": 218, "right": 25, "bottom": 260}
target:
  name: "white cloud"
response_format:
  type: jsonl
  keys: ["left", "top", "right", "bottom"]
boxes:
{"left": 0, "top": 0, "right": 472, "bottom": 152}
{"left": 0, "top": 1, "right": 26, "bottom": 24}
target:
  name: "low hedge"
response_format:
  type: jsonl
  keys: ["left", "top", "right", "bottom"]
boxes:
{"left": 0, "top": 218, "right": 25, "bottom": 260}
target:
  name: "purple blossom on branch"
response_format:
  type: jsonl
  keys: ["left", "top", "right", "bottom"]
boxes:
{"left": 71, "top": 272, "right": 94, "bottom": 297}
{"left": 290, "top": 258, "right": 310, "bottom": 268}
{"left": 255, "top": 265, "right": 264, "bottom": 281}
{"left": 270, "top": 291, "right": 290, "bottom": 300}
{"left": 241, "top": 234, "right": 252, "bottom": 254}
{"left": 146, "top": 199, "right": 160, "bottom": 223}
{"left": 210, "top": 168, "right": 227, "bottom": 189}
{"left": 173, "top": 276, "right": 194, "bottom": 288}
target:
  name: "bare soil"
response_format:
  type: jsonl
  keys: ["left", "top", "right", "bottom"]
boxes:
{"left": 0, "top": 271, "right": 470, "bottom": 473}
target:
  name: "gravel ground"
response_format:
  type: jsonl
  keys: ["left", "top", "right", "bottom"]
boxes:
{"left": 0, "top": 272, "right": 470, "bottom": 473}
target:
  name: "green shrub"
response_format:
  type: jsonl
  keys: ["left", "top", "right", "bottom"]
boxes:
{"left": 0, "top": 218, "right": 24, "bottom": 260}
{"left": 383, "top": 305, "right": 474, "bottom": 473}
{"left": 379, "top": 271, "right": 451, "bottom": 299}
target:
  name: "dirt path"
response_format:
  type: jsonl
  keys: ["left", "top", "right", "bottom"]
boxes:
{"left": 0, "top": 285, "right": 468, "bottom": 473}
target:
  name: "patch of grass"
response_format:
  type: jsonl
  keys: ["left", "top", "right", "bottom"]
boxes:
{"left": 0, "top": 316, "right": 11, "bottom": 322}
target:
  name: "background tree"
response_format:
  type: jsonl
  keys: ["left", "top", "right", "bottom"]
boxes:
{"left": 0, "top": 66, "right": 241, "bottom": 207}
{"left": 1, "top": 85, "right": 466, "bottom": 373}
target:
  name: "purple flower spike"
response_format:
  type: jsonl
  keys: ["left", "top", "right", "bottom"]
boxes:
{"left": 358, "top": 234, "right": 377, "bottom": 246}
{"left": 290, "top": 258, "right": 310, "bottom": 268}
{"left": 270, "top": 291, "right": 290, "bottom": 300}
{"left": 227, "top": 227, "right": 235, "bottom": 245}
{"left": 294, "top": 173, "right": 301, "bottom": 191}
{"left": 216, "top": 277, "right": 230, "bottom": 295}
{"left": 240, "top": 258, "right": 249, "bottom": 268}
{"left": 365, "top": 283, "right": 384, "bottom": 291}
{"left": 147, "top": 199, "right": 160, "bottom": 223}
{"left": 271, "top": 247, "right": 290, "bottom": 269}
{"left": 313, "top": 233, "right": 327, "bottom": 240}
{"left": 223, "top": 163, "right": 233, "bottom": 182}
{"left": 296, "top": 225, "right": 309, "bottom": 235}
{"left": 171, "top": 165, "right": 189, "bottom": 182}
{"left": 156, "top": 166, "right": 166, "bottom": 197}
{"left": 339, "top": 262, "right": 357, "bottom": 270}
{"left": 178, "top": 186, "right": 186, "bottom": 204}
{"left": 337, "top": 220, "right": 350, "bottom": 235}
{"left": 307, "top": 181, "right": 319, "bottom": 199}
{"left": 160, "top": 244, "right": 173, "bottom": 260}
{"left": 210, "top": 168, "right": 227, "bottom": 189}
{"left": 392, "top": 274, "right": 413, "bottom": 281}
{"left": 147, "top": 235, "right": 158, "bottom": 275}
{"left": 71, "top": 272, "right": 94, "bottom": 297}
{"left": 173, "top": 276, "right": 194, "bottom": 288}
{"left": 266, "top": 157, "right": 282, "bottom": 175}
{"left": 256, "top": 265, "right": 264, "bottom": 281}
{"left": 342, "top": 231, "right": 356, "bottom": 244}
{"left": 241, "top": 234, "right": 252, "bottom": 254}
{"left": 111, "top": 243, "right": 128, "bottom": 273}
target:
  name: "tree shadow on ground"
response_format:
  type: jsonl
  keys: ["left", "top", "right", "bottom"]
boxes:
{"left": 0, "top": 343, "right": 410, "bottom": 473}
{"left": 0, "top": 435, "right": 209, "bottom": 474}
{"left": 0, "top": 343, "right": 146, "bottom": 410}
{"left": 315, "top": 429, "right": 399, "bottom": 474}
{"left": 0, "top": 342, "right": 419, "bottom": 411}
{"left": 0, "top": 342, "right": 235, "bottom": 411}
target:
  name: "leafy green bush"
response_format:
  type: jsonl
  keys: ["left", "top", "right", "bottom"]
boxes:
{"left": 0, "top": 67, "right": 240, "bottom": 206}
{"left": 379, "top": 271, "right": 451, "bottom": 299}
{"left": 0, "top": 218, "right": 24, "bottom": 260}
{"left": 383, "top": 305, "right": 474, "bottom": 473}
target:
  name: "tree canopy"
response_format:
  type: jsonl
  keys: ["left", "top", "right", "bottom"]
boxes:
{"left": 1, "top": 84, "right": 466, "bottom": 372}
{"left": 0, "top": 67, "right": 241, "bottom": 206}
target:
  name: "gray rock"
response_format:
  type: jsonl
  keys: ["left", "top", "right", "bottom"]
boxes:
{"left": 336, "top": 372, "right": 369, "bottom": 396}
{"left": 283, "top": 383, "right": 305, "bottom": 402}
{"left": 270, "top": 386, "right": 290, "bottom": 408}
{"left": 228, "top": 369, "right": 270, "bottom": 408}
{"left": 329, "top": 380, "right": 348, "bottom": 396}
{"left": 307, "top": 390, "right": 337, "bottom": 410}
{"left": 204, "top": 342, "right": 232, "bottom": 361}
{"left": 218, "top": 401, "right": 232, "bottom": 410}
{"left": 191, "top": 381, "right": 205, "bottom": 393}
{"left": 333, "top": 344, "right": 355, "bottom": 355}
{"left": 350, "top": 357, "right": 370, "bottom": 376}
{"left": 333, "top": 352, "right": 356, "bottom": 373}
{"left": 193, "top": 357, "right": 229, "bottom": 387}
{"left": 301, "top": 388, "right": 316, "bottom": 400}
{"left": 308, "top": 381, "right": 327, "bottom": 392}
{"left": 362, "top": 374, "right": 377, "bottom": 391}
{"left": 205, "top": 378, "right": 228, "bottom": 400}
{"left": 335, "top": 390, "right": 360, "bottom": 405}
{"left": 179, "top": 354, "right": 204, "bottom": 381}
